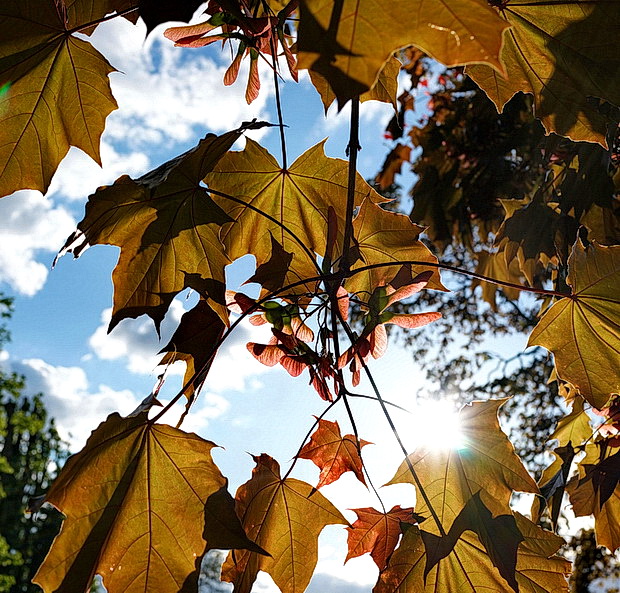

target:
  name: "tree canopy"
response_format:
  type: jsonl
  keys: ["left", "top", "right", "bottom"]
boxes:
{"left": 0, "top": 1, "right": 619, "bottom": 593}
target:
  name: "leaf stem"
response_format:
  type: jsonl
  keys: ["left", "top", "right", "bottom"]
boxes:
{"left": 341, "top": 98, "right": 361, "bottom": 275}
{"left": 270, "top": 37, "right": 288, "bottom": 170}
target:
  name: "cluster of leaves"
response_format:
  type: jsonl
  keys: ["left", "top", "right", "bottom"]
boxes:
{"left": 1, "top": 1, "right": 620, "bottom": 592}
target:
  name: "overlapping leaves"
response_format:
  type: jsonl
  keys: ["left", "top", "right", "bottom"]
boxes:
{"left": 33, "top": 412, "right": 262, "bottom": 593}
{"left": 58, "top": 129, "right": 245, "bottom": 330}
{"left": 468, "top": 0, "right": 620, "bottom": 146}
{"left": 205, "top": 139, "right": 386, "bottom": 298}
{"left": 298, "top": 0, "right": 509, "bottom": 105}
{"left": 528, "top": 241, "right": 620, "bottom": 409}
{"left": 376, "top": 512, "right": 571, "bottom": 593}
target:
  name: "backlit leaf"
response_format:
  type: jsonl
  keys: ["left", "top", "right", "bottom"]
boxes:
{"left": 472, "top": 249, "right": 522, "bottom": 311}
{"left": 58, "top": 130, "right": 244, "bottom": 331}
{"left": 298, "top": 417, "right": 371, "bottom": 488}
{"left": 532, "top": 397, "right": 591, "bottom": 526}
{"left": 0, "top": 0, "right": 118, "bottom": 197}
{"left": 468, "top": 1, "right": 620, "bottom": 145}
{"left": 347, "top": 199, "right": 445, "bottom": 297}
{"left": 346, "top": 506, "right": 419, "bottom": 571}
{"left": 33, "top": 412, "right": 262, "bottom": 593}
{"left": 375, "top": 513, "right": 570, "bottom": 593}
{"left": 205, "top": 139, "right": 384, "bottom": 298}
{"left": 65, "top": 0, "right": 139, "bottom": 35}
{"left": 528, "top": 241, "right": 620, "bottom": 409}
{"left": 388, "top": 399, "right": 538, "bottom": 535}
{"left": 297, "top": 0, "right": 509, "bottom": 105}
{"left": 222, "top": 454, "right": 347, "bottom": 593}
{"left": 310, "top": 56, "right": 401, "bottom": 113}
{"left": 421, "top": 493, "right": 523, "bottom": 592}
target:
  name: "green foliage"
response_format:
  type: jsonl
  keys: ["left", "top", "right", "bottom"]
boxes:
{"left": 0, "top": 297, "right": 68, "bottom": 593}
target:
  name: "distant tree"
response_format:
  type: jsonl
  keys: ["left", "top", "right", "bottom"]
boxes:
{"left": 0, "top": 295, "right": 68, "bottom": 593}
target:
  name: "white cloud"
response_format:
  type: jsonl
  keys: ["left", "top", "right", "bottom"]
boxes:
{"left": 0, "top": 191, "right": 75, "bottom": 296}
{"left": 48, "top": 142, "right": 150, "bottom": 202}
{"left": 10, "top": 357, "right": 140, "bottom": 448}
{"left": 86, "top": 18, "right": 273, "bottom": 150}
{"left": 88, "top": 300, "right": 187, "bottom": 375}
{"left": 88, "top": 301, "right": 272, "bottom": 392}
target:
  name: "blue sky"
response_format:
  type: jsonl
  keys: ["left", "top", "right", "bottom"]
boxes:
{"left": 0, "top": 13, "right": 550, "bottom": 593}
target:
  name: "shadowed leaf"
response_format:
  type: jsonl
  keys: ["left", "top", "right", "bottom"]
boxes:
{"left": 247, "top": 233, "right": 294, "bottom": 294}
{"left": 375, "top": 513, "right": 570, "bottom": 593}
{"left": 58, "top": 130, "right": 245, "bottom": 331}
{"left": 159, "top": 298, "right": 226, "bottom": 397}
{"left": 422, "top": 493, "right": 523, "bottom": 592}
{"left": 388, "top": 399, "right": 538, "bottom": 536}
{"left": 297, "top": 0, "right": 509, "bottom": 106}
{"left": 468, "top": 1, "right": 620, "bottom": 146}
{"left": 568, "top": 442, "right": 620, "bottom": 552}
{"left": 347, "top": 199, "right": 445, "bottom": 296}
{"left": 205, "top": 139, "right": 385, "bottom": 299}
{"left": 310, "top": 56, "right": 401, "bottom": 113}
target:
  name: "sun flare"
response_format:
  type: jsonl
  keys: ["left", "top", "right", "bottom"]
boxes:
{"left": 407, "top": 399, "right": 465, "bottom": 452}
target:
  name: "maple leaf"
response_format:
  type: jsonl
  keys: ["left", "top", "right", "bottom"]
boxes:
{"left": 58, "top": 129, "right": 245, "bottom": 331}
{"left": 346, "top": 506, "right": 419, "bottom": 571}
{"left": 159, "top": 298, "right": 226, "bottom": 397}
{"left": 64, "top": 0, "right": 139, "bottom": 35}
{"left": 310, "top": 55, "right": 401, "bottom": 113}
{"left": 494, "top": 197, "right": 561, "bottom": 286}
{"left": 472, "top": 249, "right": 522, "bottom": 312}
{"left": 468, "top": 1, "right": 620, "bottom": 146}
{"left": 222, "top": 454, "right": 347, "bottom": 593}
{"left": 346, "top": 199, "right": 445, "bottom": 297}
{"left": 297, "top": 0, "right": 509, "bottom": 105}
{"left": 375, "top": 512, "right": 571, "bottom": 593}
{"left": 422, "top": 493, "right": 524, "bottom": 592}
{"left": 388, "top": 399, "right": 538, "bottom": 535}
{"left": 298, "top": 417, "right": 371, "bottom": 488}
{"left": 33, "top": 412, "right": 263, "bottom": 593}
{"left": 375, "top": 144, "right": 413, "bottom": 191}
{"left": 246, "top": 233, "right": 294, "bottom": 295}
{"left": 528, "top": 241, "right": 620, "bottom": 409}
{"left": 205, "top": 139, "right": 385, "bottom": 299}
{"left": 568, "top": 442, "right": 620, "bottom": 552}
{"left": 0, "top": 1, "right": 118, "bottom": 197}
{"left": 532, "top": 396, "right": 591, "bottom": 527}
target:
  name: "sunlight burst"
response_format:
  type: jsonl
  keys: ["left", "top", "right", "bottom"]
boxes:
{"left": 407, "top": 399, "right": 465, "bottom": 451}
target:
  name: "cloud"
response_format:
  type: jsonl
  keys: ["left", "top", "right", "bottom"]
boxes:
{"left": 10, "top": 357, "right": 140, "bottom": 448}
{"left": 48, "top": 142, "right": 150, "bottom": 202}
{"left": 88, "top": 299, "right": 187, "bottom": 375}
{"left": 0, "top": 191, "right": 75, "bottom": 296}
{"left": 88, "top": 301, "right": 272, "bottom": 392}
{"left": 86, "top": 18, "right": 273, "bottom": 150}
